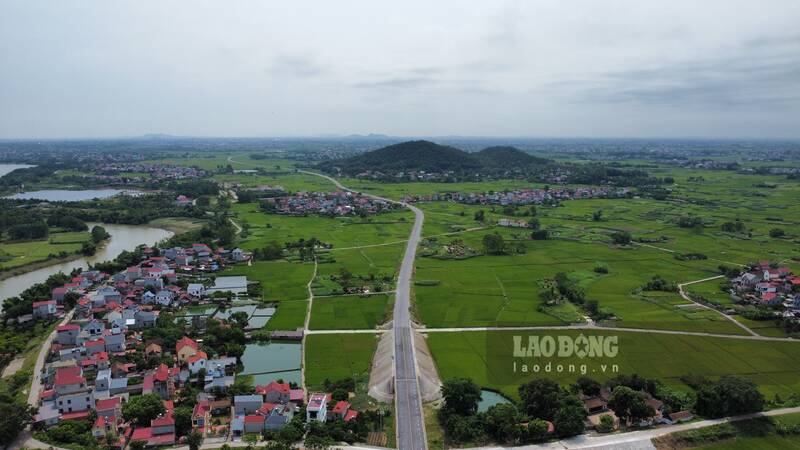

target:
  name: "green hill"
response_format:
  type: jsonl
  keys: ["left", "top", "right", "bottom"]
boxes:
{"left": 330, "top": 140, "right": 482, "bottom": 174}
{"left": 475, "top": 146, "right": 549, "bottom": 168}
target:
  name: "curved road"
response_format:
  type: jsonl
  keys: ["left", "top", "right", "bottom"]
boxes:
{"left": 299, "top": 170, "right": 428, "bottom": 450}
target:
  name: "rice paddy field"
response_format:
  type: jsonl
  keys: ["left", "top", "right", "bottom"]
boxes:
{"left": 304, "top": 333, "right": 378, "bottom": 389}
{"left": 0, "top": 230, "right": 92, "bottom": 271}
{"left": 427, "top": 329, "right": 800, "bottom": 401}
{"left": 309, "top": 293, "right": 393, "bottom": 330}
{"left": 199, "top": 156, "right": 800, "bottom": 410}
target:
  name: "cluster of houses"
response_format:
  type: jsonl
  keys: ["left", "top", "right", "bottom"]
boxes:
{"left": 352, "top": 169, "right": 458, "bottom": 182}
{"left": 36, "top": 325, "right": 358, "bottom": 446}
{"left": 580, "top": 389, "right": 693, "bottom": 431}
{"left": 31, "top": 244, "right": 252, "bottom": 328}
{"left": 261, "top": 191, "right": 396, "bottom": 216}
{"left": 732, "top": 261, "right": 800, "bottom": 309}
{"left": 403, "top": 186, "right": 630, "bottom": 206}
{"left": 27, "top": 240, "right": 364, "bottom": 447}
{"left": 97, "top": 163, "right": 208, "bottom": 180}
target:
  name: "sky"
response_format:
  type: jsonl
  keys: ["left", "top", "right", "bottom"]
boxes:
{"left": 1, "top": 1, "right": 799, "bottom": 139}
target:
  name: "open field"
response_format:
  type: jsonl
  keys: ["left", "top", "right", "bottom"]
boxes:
{"left": 225, "top": 260, "right": 315, "bottom": 302}
{"left": 232, "top": 202, "right": 414, "bottom": 250}
{"left": 415, "top": 235, "right": 744, "bottom": 334}
{"left": 427, "top": 329, "right": 800, "bottom": 401}
{"left": 304, "top": 333, "right": 377, "bottom": 388}
{"left": 0, "top": 231, "right": 91, "bottom": 271}
{"left": 146, "top": 217, "right": 205, "bottom": 234}
{"left": 309, "top": 293, "right": 393, "bottom": 330}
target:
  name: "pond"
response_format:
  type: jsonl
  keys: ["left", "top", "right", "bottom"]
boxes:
{"left": 240, "top": 342, "right": 301, "bottom": 386}
{"left": 213, "top": 305, "right": 275, "bottom": 329}
{"left": 4, "top": 189, "right": 141, "bottom": 201}
{"left": 0, "top": 222, "right": 173, "bottom": 306}
{"left": 477, "top": 389, "right": 512, "bottom": 413}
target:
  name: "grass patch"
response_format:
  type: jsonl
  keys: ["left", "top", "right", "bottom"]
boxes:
{"left": 309, "top": 294, "right": 393, "bottom": 330}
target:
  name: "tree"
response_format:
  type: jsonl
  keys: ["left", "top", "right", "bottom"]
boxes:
{"left": 173, "top": 406, "right": 193, "bottom": 436}
{"left": 528, "top": 218, "right": 540, "bottom": 230}
{"left": 129, "top": 440, "right": 147, "bottom": 450}
{"left": 574, "top": 376, "right": 601, "bottom": 396}
{"left": 483, "top": 403, "right": 523, "bottom": 444}
{"left": 597, "top": 414, "right": 615, "bottom": 433}
{"left": 243, "top": 433, "right": 259, "bottom": 449}
{"left": 519, "top": 378, "right": 562, "bottom": 421}
{"left": 525, "top": 418, "right": 550, "bottom": 443}
{"left": 90, "top": 225, "right": 110, "bottom": 243}
{"left": 592, "top": 210, "right": 603, "bottom": 221}
{"left": 608, "top": 386, "right": 653, "bottom": 425}
{"left": 531, "top": 229, "right": 549, "bottom": 240}
{"left": 553, "top": 396, "right": 586, "bottom": 437}
{"left": 611, "top": 231, "right": 631, "bottom": 245}
{"left": 123, "top": 393, "right": 166, "bottom": 426}
{"left": 770, "top": 228, "right": 786, "bottom": 238}
{"left": 474, "top": 210, "right": 485, "bottom": 222}
{"left": 186, "top": 431, "right": 203, "bottom": 450}
{"left": 694, "top": 376, "right": 764, "bottom": 418}
{"left": 229, "top": 311, "right": 250, "bottom": 329}
{"left": 441, "top": 378, "right": 481, "bottom": 416}
{"left": 0, "top": 400, "right": 34, "bottom": 447}
{"left": 482, "top": 233, "right": 505, "bottom": 255}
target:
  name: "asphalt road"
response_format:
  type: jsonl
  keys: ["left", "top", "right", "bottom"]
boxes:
{"left": 299, "top": 170, "right": 428, "bottom": 450}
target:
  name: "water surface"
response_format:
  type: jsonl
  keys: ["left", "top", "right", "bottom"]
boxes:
{"left": 4, "top": 189, "right": 139, "bottom": 201}
{"left": 0, "top": 222, "right": 173, "bottom": 304}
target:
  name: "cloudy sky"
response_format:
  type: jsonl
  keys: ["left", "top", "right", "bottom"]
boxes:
{"left": 1, "top": 0, "right": 799, "bottom": 139}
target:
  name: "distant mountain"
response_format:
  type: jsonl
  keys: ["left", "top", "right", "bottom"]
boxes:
{"left": 331, "top": 140, "right": 483, "bottom": 173}
{"left": 475, "top": 146, "right": 549, "bottom": 168}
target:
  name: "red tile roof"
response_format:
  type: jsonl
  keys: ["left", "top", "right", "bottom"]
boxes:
{"left": 244, "top": 415, "right": 265, "bottom": 424}
{"left": 333, "top": 401, "right": 350, "bottom": 414}
{"left": 154, "top": 364, "right": 170, "bottom": 382}
{"left": 257, "top": 403, "right": 279, "bottom": 415}
{"left": 85, "top": 338, "right": 105, "bottom": 348}
{"left": 175, "top": 336, "right": 198, "bottom": 353}
{"left": 186, "top": 350, "right": 208, "bottom": 364}
{"left": 61, "top": 410, "right": 92, "bottom": 420}
{"left": 54, "top": 367, "right": 85, "bottom": 386}
{"left": 96, "top": 397, "right": 121, "bottom": 411}
{"left": 57, "top": 324, "right": 80, "bottom": 332}
{"left": 344, "top": 410, "right": 359, "bottom": 422}
{"left": 256, "top": 380, "right": 290, "bottom": 395}
{"left": 32, "top": 300, "right": 56, "bottom": 307}
{"left": 151, "top": 415, "right": 174, "bottom": 427}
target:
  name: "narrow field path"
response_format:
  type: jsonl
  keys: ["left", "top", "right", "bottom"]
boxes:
{"left": 677, "top": 275, "right": 758, "bottom": 336}
{"left": 300, "top": 258, "right": 318, "bottom": 400}
{"left": 306, "top": 323, "right": 799, "bottom": 342}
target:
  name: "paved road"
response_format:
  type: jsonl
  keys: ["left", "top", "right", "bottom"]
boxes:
{"left": 300, "top": 170, "right": 428, "bottom": 450}
{"left": 10, "top": 309, "right": 76, "bottom": 450}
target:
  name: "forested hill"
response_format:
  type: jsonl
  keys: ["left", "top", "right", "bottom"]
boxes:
{"left": 475, "top": 146, "right": 550, "bottom": 168}
{"left": 324, "top": 140, "right": 551, "bottom": 175}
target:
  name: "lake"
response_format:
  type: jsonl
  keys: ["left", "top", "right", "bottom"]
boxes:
{"left": 0, "top": 222, "right": 174, "bottom": 304}
{"left": 478, "top": 389, "right": 512, "bottom": 413}
{"left": 240, "top": 342, "right": 301, "bottom": 386}
{"left": 0, "top": 164, "right": 35, "bottom": 178}
{"left": 4, "top": 189, "right": 141, "bottom": 201}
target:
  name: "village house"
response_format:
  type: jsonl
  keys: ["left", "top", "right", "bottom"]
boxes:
{"left": 32, "top": 300, "right": 58, "bottom": 318}
{"left": 306, "top": 393, "right": 329, "bottom": 423}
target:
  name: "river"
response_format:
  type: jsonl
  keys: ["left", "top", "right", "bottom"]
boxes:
{"left": 0, "top": 163, "right": 35, "bottom": 178}
{"left": 0, "top": 223, "right": 173, "bottom": 304}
